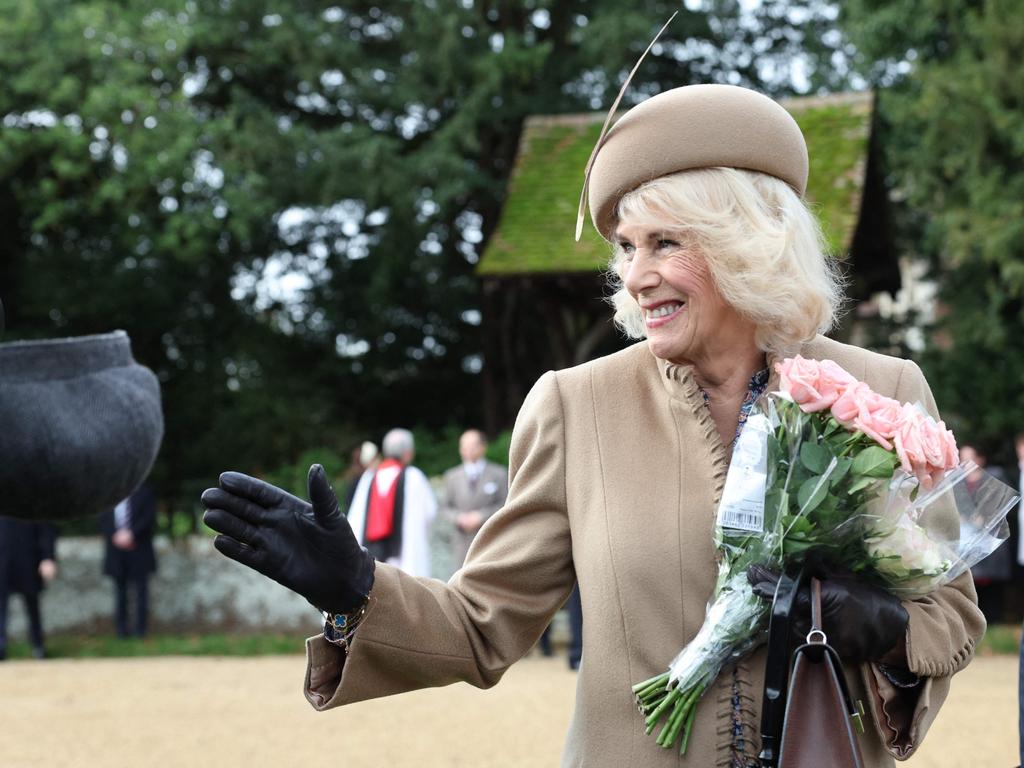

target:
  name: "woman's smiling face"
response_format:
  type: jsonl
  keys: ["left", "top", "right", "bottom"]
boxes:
{"left": 616, "top": 217, "right": 749, "bottom": 366}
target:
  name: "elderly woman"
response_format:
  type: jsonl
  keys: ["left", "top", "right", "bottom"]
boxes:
{"left": 201, "top": 84, "right": 983, "bottom": 767}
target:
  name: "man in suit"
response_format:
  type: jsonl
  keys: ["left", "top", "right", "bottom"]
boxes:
{"left": 100, "top": 481, "right": 157, "bottom": 638}
{"left": 0, "top": 519, "right": 57, "bottom": 659}
{"left": 440, "top": 430, "right": 508, "bottom": 569}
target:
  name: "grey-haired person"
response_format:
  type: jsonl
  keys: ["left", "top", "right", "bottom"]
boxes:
{"left": 202, "top": 83, "right": 982, "bottom": 766}
{"left": 343, "top": 429, "right": 436, "bottom": 578}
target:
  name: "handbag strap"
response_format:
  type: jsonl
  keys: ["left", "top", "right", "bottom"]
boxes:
{"left": 794, "top": 577, "right": 867, "bottom": 738}
{"left": 808, "top": 577, "right": 825, "bottom": 645}
{"left": 757, "top": 568, "right": 804, "bottom": 768}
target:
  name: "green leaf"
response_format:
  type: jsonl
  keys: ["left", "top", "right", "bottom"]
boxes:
{"left": 782, "top": 539, "right": 816, "bottom": 557}
{"left": 797, "top": 475, "right": 829, "bottom": 514}
{"left": 846, "top": 476, "right": 877, "bottom": 496}
{"left": 829, "top": 457, "right": 853, "bottom": 486}
{"left": 764, "top": 489, "right": 784, "bottom": 527}
{"left": 800, "top": 441, "right": 831, "bottom": 474}
{"left": 850, "top": 445, "right": 899, "bottom": 478}
{"left": 782, "top": 514, "right": 813, "bottom": 535}
{"left": 777, "top": 490, "right": 791, "bottom": 519}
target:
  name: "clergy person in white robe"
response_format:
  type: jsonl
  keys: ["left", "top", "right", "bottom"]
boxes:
{"left": 346, "top": 428, "right": 437, "bottom": 578}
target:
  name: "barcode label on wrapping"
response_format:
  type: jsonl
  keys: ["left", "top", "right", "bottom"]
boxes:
{"left": 720, "top": 506, "right": 764, "bottom": 532}
{"left": 717, "top": 414, "right": 770, "bottom": 533}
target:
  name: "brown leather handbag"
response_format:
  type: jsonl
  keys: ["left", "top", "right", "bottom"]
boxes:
{"left": 758, "top": 572, "right": 867, "bottom": 768}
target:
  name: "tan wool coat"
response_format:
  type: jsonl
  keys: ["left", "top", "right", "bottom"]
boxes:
{"left": 304, "top": 337, "right": 985, "bottom": 767}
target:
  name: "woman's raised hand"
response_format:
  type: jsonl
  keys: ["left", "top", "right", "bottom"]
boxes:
{"left": 201, "top": 464, "right": 375, "bottom": 614}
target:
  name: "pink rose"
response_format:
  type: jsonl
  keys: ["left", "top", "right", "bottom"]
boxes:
{"left": 818, "top": 359, "right": 858, "bottom": 392}
{"left": 893, "top": 404, "right": 927, "bottom": 475}
{"left": 939, "top": 423, "right": 958, "bottom": 469}
{"left": 854, "top": 394, "right": 903, "bottom": 451}
{"left": 775, "top": 356, "right": 856, "bottom": 413}
{"left": 830, "top": 381, "right": 870, "bottom": 427}
{"left": 917, "top": 417, "right": 959, "bottom": 471}
{"left": 831, "top": 383, "right": 901, "bottom": 449}
{"left": 893, "top": 404, "right": 959, "bottom": 475}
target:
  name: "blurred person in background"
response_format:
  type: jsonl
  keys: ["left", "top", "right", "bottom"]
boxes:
{"left": 342, "top": 441, "right": 379, "bottom": 511}
{"left": 344, "top": 429, "right": 436, "bottom": 577}
{"left": 440, "top": 429, "right": 507, "bottom": 568}
{"left": 0, "top": 519, "right": 57, "bottom": 660}
{"left": 958, "top": 443, "right": 1011, "bottom": 623}
{"left": 100, "top": 481, "right": 157, "bottom": 638}
{"left": 1015, "top": 432, "right": 1024, "bottom": 768}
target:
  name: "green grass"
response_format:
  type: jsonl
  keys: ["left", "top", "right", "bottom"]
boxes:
{"left": 6, "top": 622, "right": 1019, "bottom": 661}
{"left": 977, "top": 623, "right": 1021, "bottom": 656}
{"left": 3, "top": 632, "right": 307, "bottom": 660}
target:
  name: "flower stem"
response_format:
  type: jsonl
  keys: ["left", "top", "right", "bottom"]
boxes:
{"left": 645, "top": 686, "right": 680, "bottom": 732}
{"left": 656, "top": 681, "right": 705, "bottom": 750}
{"left": 680, "top": 704, "right": 698, "bottom": 755}
{"left": 671, "top": 684, "right": 703, "bottom": 751}
{"left": 630, "top": 671, "right": 671, "bottom": 704}
{"left": 632, "top": 672, "right": 669, "bottom": 697}
{"left": 656, "top": 692, "right": 688, "bottom": 747}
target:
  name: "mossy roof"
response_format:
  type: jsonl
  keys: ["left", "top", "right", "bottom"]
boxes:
{"left": 478, "top": 91, "right": 873, "bottom": 276}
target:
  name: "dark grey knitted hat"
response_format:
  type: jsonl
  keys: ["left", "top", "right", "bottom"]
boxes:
{"left": 0, "top": 331, "right": 164, "bottom": 520}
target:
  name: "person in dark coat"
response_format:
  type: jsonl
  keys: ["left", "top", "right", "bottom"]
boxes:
{"left": 100, "top": 482, "right": 157, "bottom": 638}
{"left": 0, "top": 519, "right": 57, "bottom": 659}
{"left": 959, "top": 444, "right": 1011, "bottom": 623}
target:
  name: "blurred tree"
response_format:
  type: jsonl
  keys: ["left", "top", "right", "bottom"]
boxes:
{"left": 0, "top": 0, "right": 854, "bottom": 512}
{"left": 0, "top": 1, "right": 347, "bottom": 519}
{"left": 840, "top": 0, "right": 1024, "bottom": 458}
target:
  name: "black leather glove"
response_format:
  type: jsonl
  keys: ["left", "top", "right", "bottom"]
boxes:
{"left": 201, "top": 464, "right": 375, "bottom": 614}
{"left": 747, "top": 565, "right": 909, "bottom": 664}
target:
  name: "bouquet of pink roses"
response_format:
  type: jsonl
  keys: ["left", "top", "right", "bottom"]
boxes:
{"left": 633, "top": 356, "right": 1019, "bottom": 754}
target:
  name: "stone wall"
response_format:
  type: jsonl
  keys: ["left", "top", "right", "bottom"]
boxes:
{"left": 5, "top": 535, "right": 321, "bottom": 638}
{"left": 4, "top": 533, "right": 569, "bottom": 645}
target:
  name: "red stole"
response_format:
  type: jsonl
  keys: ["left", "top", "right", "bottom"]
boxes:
{"left": 365, "top": 459, "right": 403, "bottom": 542}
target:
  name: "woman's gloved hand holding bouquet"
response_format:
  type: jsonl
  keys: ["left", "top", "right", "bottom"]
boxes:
{"left": 634, "top": 356, "right": 1019, "bottom": 753}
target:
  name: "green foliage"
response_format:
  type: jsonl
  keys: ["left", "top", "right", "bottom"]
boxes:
{"left": 258, "top": 425, "right": 512, "bottom": 500}
{"left": 486, "top": 429, "right": 513, "bottom": 467}
{"left": 0, "top": 0, "right": 857, "bottom": 511}
{"left": 840, "top": 0, "right": 1024, "bottom": 459}
{"left": 263, "top": 446, "right": 347, "bottom": 500}
{"left": 722, "top": 399, "right": 896, "bottom": 568}
{"left": 799, "top": 441, "right": 831, "bottom": 474}
{"left": 410, "top": 425, "right": 465, "bottom": 479}
{"left": 159, "top": 509, "right": 202, "bottom": 538}
{"left": 850, "top": 445, "right": 898, "bottom": 478}
{"left": 977, "top": 623, "right": 1021, "bottom": 656}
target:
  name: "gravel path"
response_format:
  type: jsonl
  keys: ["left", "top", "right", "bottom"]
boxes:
{"left": 0, "top": 653, "right": 1015, "bottom": 766}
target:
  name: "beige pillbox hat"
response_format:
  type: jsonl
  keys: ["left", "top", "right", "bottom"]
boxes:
{"left": 582, "top": 84, "right": 809, "bottom": 242}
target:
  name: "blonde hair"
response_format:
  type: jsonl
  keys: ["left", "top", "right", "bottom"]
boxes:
{"left": 607, "top": 167, "right": 845, "bottom": 355}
